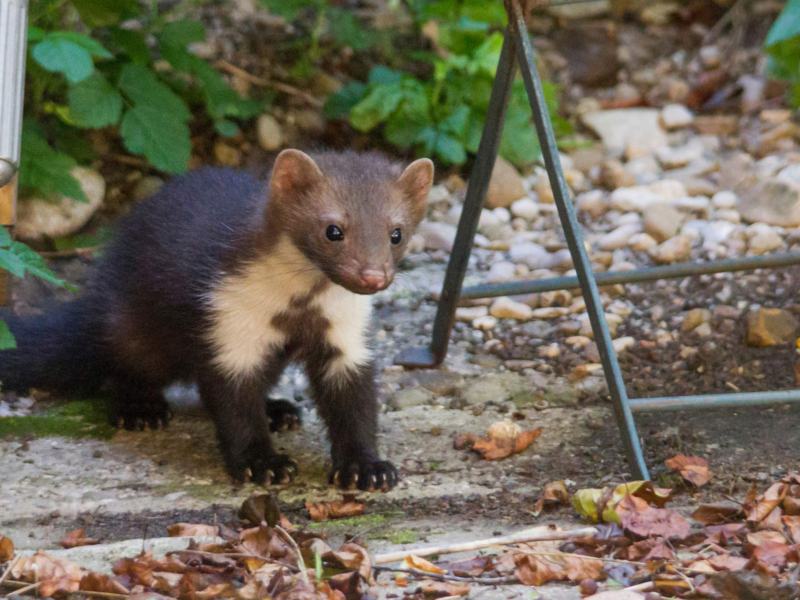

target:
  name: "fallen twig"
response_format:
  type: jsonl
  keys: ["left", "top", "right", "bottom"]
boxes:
{"left": 0, "top": 556, "right": 20, "bottom": 588}
{"left": 6, "top": 580, "right": 40, "bottom": 597}
{"left": 373, "top": 565, "right": 519, "bottom": 585}
{"left": 275, "top": 525, "right": 310, "bottom": 587}
{"left": 373, "top": 526, "right": 598, "bottom": 564}
{"left": 215, "top": 59, "right": 323, "bottom": 107}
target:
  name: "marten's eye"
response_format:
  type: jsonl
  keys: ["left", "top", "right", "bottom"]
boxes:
{"left": 326, "top": 225, "right": 344, "bottom": 241}
{"left": 390, "top": 228, "right": 402, "bottom": 245}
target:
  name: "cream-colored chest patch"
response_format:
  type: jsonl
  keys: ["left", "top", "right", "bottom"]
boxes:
{"left": 206, "top": 237, "right": 372, "bottom": 380}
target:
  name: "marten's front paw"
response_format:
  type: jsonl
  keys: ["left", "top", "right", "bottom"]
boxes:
{"left": 230, "top": 452, "right": 299, "bottom": 486}
{"left": 265, "top": 398, "right": 302, "bottom": 432}
{"left": 110, "top": 401, "right": 173, "bottom": 431}
{"left": 330, "top": 460, "right": 399, "bottom": 492}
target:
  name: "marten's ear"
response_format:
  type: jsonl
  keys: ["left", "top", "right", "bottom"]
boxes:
{"left": 397, "top": 158, "right": 434, "bottom": 221}
{"left": 271, "top": 149, "right": 324, "bottom": 196}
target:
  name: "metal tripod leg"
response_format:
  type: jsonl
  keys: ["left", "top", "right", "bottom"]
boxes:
{"left": 508, "top": 0, "right": 648, "bottom": 479}
{"left": 394, "top": 26, "right": 518, "bottom": 369}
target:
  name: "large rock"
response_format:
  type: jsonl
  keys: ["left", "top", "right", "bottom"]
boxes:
{"left": 643, "top": 203, "right": 684, "bottom": 242}
{"left": 737, "top": 178, "right": 800, "bottom": 227}
{"left": 16, "top": 167, "right": 105, "bottom": 241}
{"left": 746, "top": 308, "right": 798, "bottom": 347}
{"left": 486, "top": 157, "right": 526, "bottom": 208}
{"left": 581, "top": 108, "right": 668, "bottom": 158}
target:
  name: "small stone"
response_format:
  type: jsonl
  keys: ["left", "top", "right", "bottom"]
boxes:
{"left": 643, "top": 203, "right": 684, "bottom": 242}
{"left": 389, "top": 388, "right": 434, "bottom": 410}
{"left": 610, "top": 180, "right": 687, "bottom": 212}
{"left": 256, "top": 114, "right": 283, "bottom": 151}
{"left": 213, "top": 141, "right": 240, "bottom": 166}
{"left": 712, "top": 190, "right": 737, "bottom": 209}
{"left": 598, "top": 223, "right": 641, "bottom": 251}
{"left": 490, "top": 297, "right": 534, "bottom": 321}
{"left": 417, "top": 221, "right": 457, "bottom": 251}
{"left": 456, "top": 306, "right": 488, "bottom": 322}
{"left": 534, "top": 177, "right": 555, "bottom": 204}
{"left": 566, "top": 335, "right": 592, "bottom": 349}
{"left": 628, "top": 232, "right": 657, "bottom": 251}
{"left": 472, "top": 315, "right": 498, "bottom": 331}
{"left": 738, "top": 178, "right": 800, "bottom": 227}
{"left": 694, "top": 322, "right": 713, "bottom": 337}
{"left": 510, "top": 197, "right": 540, "bottom": 220}
{"left": 650, "top": 234, "right": 692, "bottom": 264}
{"left": 660, "top": 103, "right": 694, "bottom": 129}
{"left": 17, "top": 167, "right": 105, "bottom": 241}
{"left": 599, "top": 159, "right": 635, "bottom": 189}
{"left": 582, "top": 108, "right": 668, "bottom": 158}
{"left": 681, "top": 308, "right": 711, "bottom": 333}
{"left": 509, "top": 242, "right": 551, "bottom": 269}
{"left": 487, "top": 261, "right": 517, "bottom": 283}
{"left": 292, "top": 109, "right": 325, "bottom": 134}
{"left": 531, "top": 307, "right": 570, "bottom": 319}
{"left": 746, "top": 308, "right": 798, "bottom": 347}
{"left": 612, "top": 336, "right": 635, "bottom": 353}
{"left": 576, "top": 190, "right": 607, "bottom": 217}
{"left": 132, "top": 176, "right": 164, "bottom": 201}
{"left": 699, "top": 45, "right": 721, "bottom": 68}
{"left": 486, "top": 156, "right": 526, "bottom": 208}
{"left": 656, "top": 140, "right": 704, "bottom": 169}
{"left": 747, "top": 224, "right": 784, "bottom": 255}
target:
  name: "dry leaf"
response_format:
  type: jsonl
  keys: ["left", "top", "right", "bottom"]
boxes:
{"left": 11, "top": 551, "right": 84, "bottom": 597}
{"left": 306, "top": 496, "right": 365, "bottom": 522}
{"left": 514, "top": 551, "right": 603, "bottom": 586}
{"left": 470, "top": 421, "right": 542, "bottom": 460}
{"left": 403, "top": 554, "right": 446, "bottom": 575}
{"left": 665, "top": 454, "right": 711, "bottom": 487}
{"left": 167, "top": 523, "right": 220, "bottom": 537}
{"left": 572, "top": 481, "right": 672, "bottom": 524}
{"left": 534, "top": 480, "right": 570, "bottom": 514}
{"left": 616, "top": 495, "right": 691, "bottom": 540}
{"left": 692, "top": 502, "right": 743, "bottom": 525}
{"left": 60, "top": 528, "right": 100, "bottom": 549}
{"left": 80, "top": 572, "right": 130, "bottom": 595}
{"left": 0, "top": 535, "right": 13, "bottom": 562}
{"left": 708, "top": 553, "right": 749, "bottom": 572}
{"left": 417, "top": 580, "right": 470, "bottom": 597}
{"left": 782, "top": 515, "right": 800, "bottom": 544}
{"left": 750, "top": 541, "right": 792, "bottom": 576}
{"left": 745, "top": 482, "right": 788, "bottom": 523}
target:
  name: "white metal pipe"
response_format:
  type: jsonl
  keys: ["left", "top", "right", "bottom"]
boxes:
{"left": 0, "top": 0, "right": 29, "bottom": 186}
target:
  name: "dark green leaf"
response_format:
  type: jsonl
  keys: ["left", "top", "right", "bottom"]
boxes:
{"left": 766, "top": 0, "right": 800, "bottom": 47}
{"left": 32, "top": 38, "right": 94, "bottom": 83}
{"left": 118, "top": 64, "right": 191, "bottom": 122}
{"left": 0, "top": 248, "right": 27, "bottom": 278}
{"left": 368, "top": 66, "right": 404, "bottom": 86}
{"left": 28, "top": 26, "right": 45, "bottom": 42}
{"left": 9, "top": 242, "right": 68, "bottom": 287}
{"left": 72, "top": 0, "right": 140, "bottom": 27}
{"left": 350, "top": 82, "right": 404, "bottom": 131}
{"left": 0, "top": 320, "right": 16, "bottom": 350}
{"left": 19, "top": 122, "right": 87, "bottom": 202}
{"left": 120, "top": 105, "right": 191, "bottom": 173}
{"left": 434, "top": 132, "right": 466, "bottom": 164}
{"left": 159, "top": 20, "right": 206, "bottom": 48}
{"left": 214, "top": 118, "right": 239, "bottom": 137}
{"left": 109, "top": 27, "right": 150, "bottom": 64}
{"left": 259, "top": 0, "right": 318, "bottom": 21}
{"left": 68, "top": 72, "right": 123, "bottom": 128}
{"left": 0, "top": 227, "right": 12, "bottom": 247}
{"left": 326, "top": 8, "right": 376, "bottom": 50}
{"left": 48, "top": 32, "right": 112, "bottom": 59}
{"left": 324, "top": 82, "right": 367, "bottom": 119}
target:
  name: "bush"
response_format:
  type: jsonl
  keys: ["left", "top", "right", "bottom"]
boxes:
{"left": 765, "top": 0, "right": 800, "bottom": 107}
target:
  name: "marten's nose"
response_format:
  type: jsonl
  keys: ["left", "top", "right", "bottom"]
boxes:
{"left": 359, "top": 269, "right": 388, "bottom": 291}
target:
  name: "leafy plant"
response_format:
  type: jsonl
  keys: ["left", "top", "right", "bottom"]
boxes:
{"left": 23, "top": 0, "right": 263, "bottom": 201}
{"left": 0, "top": 226, "right": 67, "bottom": 349}
{"left": 326, "top": 18, "right": 571, "bottom": 166}
{"left": 765, "top": 0, "right": 800, "bottom": 107}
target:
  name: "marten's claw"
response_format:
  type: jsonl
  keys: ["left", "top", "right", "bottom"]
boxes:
{"left": 329, "top": 460, "right": 399, "bottom": 492}
{"left": 110, "top": 402, "right": 173, "bottom": 431}
{"left": 250, "top": 454, "right": 298, "bottom": 486}
{"left": 265, "top": 399, "right": 302, "bottom": 432}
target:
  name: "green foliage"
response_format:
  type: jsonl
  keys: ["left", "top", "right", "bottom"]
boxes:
{"left": 23, "top": 0, "right": 264, "bottom": 199}
{"left": 765, "top": 0, "right": 800, "bottom": 107}
{"left": 328, "top": 27, "right": 571, "bottom": 167}
{"left": 0, "top": 399, "right": 115, "bottom": 439}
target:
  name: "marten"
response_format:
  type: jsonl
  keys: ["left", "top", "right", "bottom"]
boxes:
{"left": 0, "top": 149, "right": 433, "bottom": 491}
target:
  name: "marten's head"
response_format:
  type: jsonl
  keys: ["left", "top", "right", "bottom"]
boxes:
{"left": 267, "top": 149, "right": 433, "bottom": 295}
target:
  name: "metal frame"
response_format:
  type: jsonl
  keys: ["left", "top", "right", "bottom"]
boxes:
{"left": 395, "top": 0, "right": 800, "bottom": 480}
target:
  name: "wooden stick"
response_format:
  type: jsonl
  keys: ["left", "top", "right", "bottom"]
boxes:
{"left": 215, "top": 59, "right": 324, "bottom": 107}
{"left": 0, "top": 556, "right": 20, "bottom": 587}
{"left": 6, "top": 580, "right": 40, "bottom": 597}
{"left": 373, "top": 526, "right": 598, "bottom": 565}
{"left": 275, "top": 526, "right": 309, "bottom": 587}
{"left": 373, "top": 565, "right": 519, "bottom": 585}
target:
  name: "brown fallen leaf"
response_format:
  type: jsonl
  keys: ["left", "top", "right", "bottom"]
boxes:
{"left": 708, "top": 553, "right": 749, "bottom": 572}
{"left": 166, "top": 523, "right": 220, "bottom": 538}
{"left": 306, "top": 496, "right": 365, "bottom": 522}
{"left": 11, "top": 551, "right": 85, "bottom": 597}
{"left": 514, "top": 551, "right": 603, "bottom": 586}
{"left": 403, "top": 554, "right": 445, "bottom": 575}
{"left": 745, "top": 482, "right": 788, "bottom": 524}
{"left": 417, "top": 580, "right": 470, "bottom": 597}
{"left": 750, "top": 540, "right": 793, "bottom": 576}
{"left": 534, "top": 480, "right": 570, "bottom": 515}
{"left": 239, "top": 493, "right": 281, "bottom": 527}
{"left": 0, "top": 535, "right": 13, "bottom": 562}
{"left": 665, "top": 454, "right": 711, "bottom": 487}
{"left": 60, "top": 528, "right": 100, "bottom": 549}
{"left": 692, "top": 502, "right": 743, "bottom": 525}
{"left": 470, "top": 421, "right": 542, "bottom": 461}
{"left": 616, "top": 495, "right": 691, "bottom": 540}
{"left": 80, "top": 572, "right": 130, "bottom": 595}
{"left": 782, "top": 515, "right": 800, "bottom": 544}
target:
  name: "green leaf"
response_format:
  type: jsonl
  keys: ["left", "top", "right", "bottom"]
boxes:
{"left": 0, "top": 227, "right": 12, "bottom": 247}
{"left": 0, "top": 248, "right": 27, "bottom": 278}
{"left": 118, "top": 64, "right": 191, "bottom": 122}
{"left": 368, "top": 66, "right": 404, "bottom": 85}
{"left": 120, "top": 105, "right": 191, "bottom": 173}
{"left": 326, "top": 8, "right": 376, "bottom": 51}
{"left": 32, "top": 37, "right": 94, "bottom": 83}
{"left": 350, "top": 82, "right": 404, "bottom": 131}
{"left": 8, "top": 242, "right": 67, "bottom": 287}
{"left": 160, "top": 19, "right": 206, "bottom": 48}
{"left": 0, "top": 321, "right": 16, "bottom": 351}
{"left": 28, "top": 26, "right": 45, "bottom": 42}
{"left": 214, "top": 118, "right": 240, "bottom": 137}
{"left": 67, "top": 72, "right": 123, "bottom": 128}
{"left": 72, "top": 0, "right": 140, "bottom": 27}
{"left": 48, "top": 32, "right": 112, "bottom": 59}
{"left": 500, "top": 109, "right": 540, "bottom": 167}
{"left": 19, "top": 122, "right": 87, "bottom": 202}
{"left": 766, "top": 0, "right": 800, "bottom": 47}
{"left": 109, "top": 27, "right": 150, "bottom": 64}
{"left": 324, "top": 82, "right": 366, "bottom": 119}
{"left": 259, "top": 0, "right": 318, "bottom": 21}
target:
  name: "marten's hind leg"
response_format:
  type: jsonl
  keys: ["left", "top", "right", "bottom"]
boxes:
{"left": 108, "top": 375, "right": 172, "bottom": 431}
{"left": 265, "top": 398, "right": 302, "bottom": 431}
